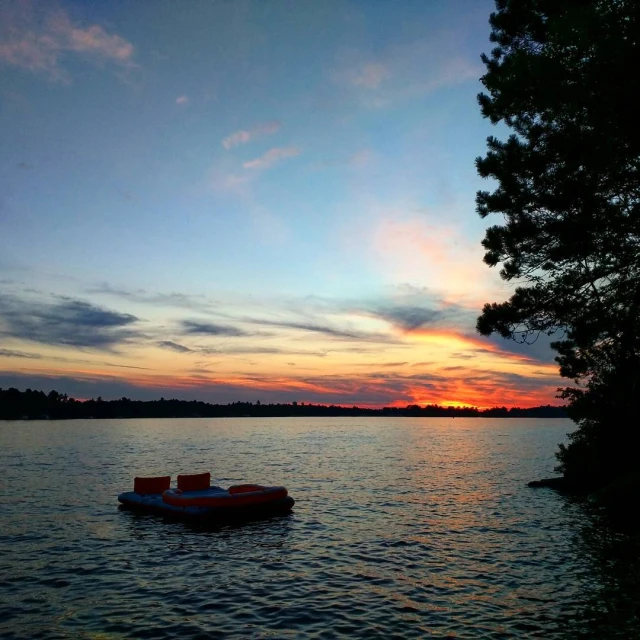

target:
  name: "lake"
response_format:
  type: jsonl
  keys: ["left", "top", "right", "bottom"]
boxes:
{"left": 1, "top": 417, "right": 639, "bottom": 639}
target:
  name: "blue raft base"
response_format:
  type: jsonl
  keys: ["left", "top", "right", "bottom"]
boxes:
{"left": 118, "top": 487, "right": 295, "bottom": 521}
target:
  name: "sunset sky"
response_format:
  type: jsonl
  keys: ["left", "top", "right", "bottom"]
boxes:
{"left": 0, "top": 0, "right": 562, "bottom": 408}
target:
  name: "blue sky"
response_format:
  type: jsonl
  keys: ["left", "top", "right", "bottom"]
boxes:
{"left": 0, "top": 0, "right": 563, "bottom": 407}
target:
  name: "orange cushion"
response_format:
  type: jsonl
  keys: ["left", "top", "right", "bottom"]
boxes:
{"left": 134, "top": 476, "right": 171, "bottom": 495}
{"left": 177, "top": 472, "right": 211, "bottom": 491}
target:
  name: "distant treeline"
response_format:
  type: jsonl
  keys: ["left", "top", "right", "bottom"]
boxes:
{"left": 0, "top": 387, "right": 568, "bottom": 420}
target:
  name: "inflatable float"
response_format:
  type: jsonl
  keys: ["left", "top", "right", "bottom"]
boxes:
{"left": 118, "top": 472, "right": 294, "bottom": 521}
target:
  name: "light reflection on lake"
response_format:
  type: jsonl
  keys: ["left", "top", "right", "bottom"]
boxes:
{"left": 1, "top": 417, "right": 639, "bottom": 639}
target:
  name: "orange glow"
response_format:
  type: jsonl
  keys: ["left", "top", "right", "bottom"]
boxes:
{"left": 0, "top": 315, "right": 562, "bottom": 409}
{"left": 407, "top": 328, "right": 536, "bottom": 362}
{"left": 0, "top": 356, "right": 561, "bottom": 409}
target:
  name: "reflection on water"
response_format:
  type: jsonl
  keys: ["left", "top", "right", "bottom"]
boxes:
{"left": 0, "top": 417, "right": 639, "bottom": 639}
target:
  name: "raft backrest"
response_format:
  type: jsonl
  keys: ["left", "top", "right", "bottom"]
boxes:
{"left": 177, "top": 472, "right": 211, "bottom": 491}
{"left": 134, "top": 475, "right": 171, "bottom": 495}
{"left": 229, "top": 484, "right": 265, "bottom": 494}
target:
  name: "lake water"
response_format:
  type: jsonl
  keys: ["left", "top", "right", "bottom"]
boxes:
{"left": 1, "top": 417, "right": 639, "bottom": 639}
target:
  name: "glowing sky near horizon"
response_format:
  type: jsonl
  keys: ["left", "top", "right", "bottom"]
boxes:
{"left": 0, "top": 0, "right": 563, "bottom": 408}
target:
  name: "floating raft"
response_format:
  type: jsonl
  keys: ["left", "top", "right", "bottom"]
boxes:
{"left": 118, "top": 472, "right": 294, "bottom": 520}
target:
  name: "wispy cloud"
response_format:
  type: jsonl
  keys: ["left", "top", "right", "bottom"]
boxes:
{"left": 46, "top": 354, "right": 151, "bottom": 371}
{"left": 371, "top": 306, "right": 445, "bottom": 332}
{"left": 336, "top": 62, "right": 390, "bottom": 89}
{"left": 0, "top": 348, "right": 42, "bottom": 359}
{"left": 367, "top": 213, "right": 496, "bottom": 304}
{"left": 89, "top": 283, "right": 220, "bottom": 314}
{"left": 197, "top": 346, "right": 324, "bottom": 357}
{"left": 354, "top": 63, "right": 389, "bottom": 88}
{"left": 208, "top": 170, "right": 252, "bottom": 194}
{"left": 243, "top": 146, "right": 300, "bottom": 170}
{"left": 0, "top": 3, "right": 135, "bottom": 82}
{"left": 313, "top": 148, "right": 375, "bottom": 171}
{"left": 222, "top": 120, "right": 281, "bottom": 150}
{"left": 180, "top": 320, "right": 248, "bottom": 337}
{"left": 157, "top": 340, "right": 194, "bottom": 353}
{"left": 331, "top": 36, "right": 480, "bottom": 109}
{"left": 248, "top": 317, "right": 394, "bottom": 343}
{"left": 352, "top": 361, "right": 408, "bottom": 368}
{"left": 176, "top": 95, "right": 189, "bottom": 105}
{"left": 0, "top": 362, "right": 560, "bottom": 408}
{"left": 348, "top": 149, "right": 374, "bottom": 167}
{"left": 0, "top": 293, "right": 140, "bottom": 350}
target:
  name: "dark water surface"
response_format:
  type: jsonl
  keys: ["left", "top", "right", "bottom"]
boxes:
{"left": 1, "top": 418, "right": 639, "bottom": 639}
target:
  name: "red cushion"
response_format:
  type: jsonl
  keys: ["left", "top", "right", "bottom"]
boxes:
{"left": 229, "top": 484, "right": 264, "bottom": 494}
{"left": 177, "top": 472, "right": 211, "bottom": 491}
{"left": 134, "top": 476, "right": 171, "bottom": 495}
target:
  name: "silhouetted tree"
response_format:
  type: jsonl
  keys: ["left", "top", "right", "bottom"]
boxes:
{"left": 476, "top": 0, "right": 640, "bottom": 487}
{"left": 0, "top": 387, "right": 567, "bottom": 420}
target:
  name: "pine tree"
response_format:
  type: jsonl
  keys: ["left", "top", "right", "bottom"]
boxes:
{"left": 476, "top": 0, "right": 640, "bottom": 487}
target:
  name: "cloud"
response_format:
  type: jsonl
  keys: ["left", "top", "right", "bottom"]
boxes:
{"left": 330, "top": 35, "right": 480, "bottom": 109}
{"left": 222, "top": 120, "right": 281, "bottom": 150}
{"left": 482, "top": 331, "right": 559, "bottom": 365}
{"left": 0, "top": 370, "right": 163, "bottom": 402}
{"left": 0, "top": 346, "right": 562, "bottom": 409}
{"left": 367, "top": 213, "right": 498, "bottom": 305}
{"left": 0, "top": 348, "right": 42, "bottom": 359}
{"left": 0, "top": 3, "right": 135, "bottom": 82}
{"left": 180, "top": 320, "right": 248, "bottom": 337}
{"left": 208, "top": 171, "right": 252, "bottom": 194}
{"left": 354, "top": 63, "right": 389, "bottom": 88}
{"left": 450, "top": 352, "right": 476, "bottom": 361}
{"left": 353, "top": 361, "right": 408, "bottom": 368}
{"left": 16, "top": 162, "right": 33, "bottom": 170}
{"left": 197, "top": 346, "right": 322, "bottom": 357}
{"left": 89, "top": 283, "right": 220, "bottom": 314}
{"left": 312, "top": 148, "right": 375, "bottom": 171}
{"left": 0, "top": 294, "right": 140, "bottom": 350}
{"left": 249, "top": 317, "right": 393, "bottom": 343}
{"left": 157, "top": 340, "right": 193, "bottom": 353}
{"left": 372, "top": 306, "right": 444, "bottom": 332}
{"left": 243, "top": 146, "right": 300, "bottom": 170}
{"left": 348, "top": 149, "right": 374, "bottom": 167}
{"left": 176, "top": 95, "right": 189, "bottom": 105}
{"left": 44, "top": 354, "right": 151, "bottom": 370}
{"left": 336, "top": 62, "right": 390, "bottom": 89}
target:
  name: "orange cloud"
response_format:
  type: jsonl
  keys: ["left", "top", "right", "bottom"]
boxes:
{"left": 399, "top": 374, "right": 558, "bottom": 410}
{"left": 367, "top": 214, "right": 504, "bottom": 308}
{"left": 408, "top": 328, "right": 528, "bottom": 360}
{"left": 1, "top": 355, "right": 560, "bottom": 410}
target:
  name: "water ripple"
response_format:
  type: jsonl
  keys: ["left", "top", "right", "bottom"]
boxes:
{"left": 1, "top": 417, "right": 640, "bottom": 639}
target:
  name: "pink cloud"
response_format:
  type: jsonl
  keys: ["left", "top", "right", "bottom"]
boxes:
{"left": 371, "top": 216, "right": 499, "bottom": 305}
{"left": 243, "top": 146, "right": 300, "bottom": 170}
{"left": 176, "top": 95, "right": 189, "bottom": 105}
{"left": 0, "top": 3, "right": 135, "bottom": 82}
{"left": 331, "top": 36, "right": 481, "bottom": 109}
{"left": 208, "top": 171, "right": 251, "bottom": 194}
{"left": 222, "top": 120, "right": 281, "bottom": 150}
{"left": 352, "top": 63, "right": 389, "bottom": 88}
{"left": 332, "top": 61, "right": 389, "bottom": 90}
{"left": 348, "top": 148, "right": 374, "bottom": 167}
